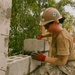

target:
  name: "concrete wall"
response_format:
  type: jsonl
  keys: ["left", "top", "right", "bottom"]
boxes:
{"left": 0, "top": 0, "right": 12, "bottom": 75}
{"left": 6, "top": 55, "right": 41, "bottom": 75}
{"left": 6, "top": 54, "right": 49, "bottom": 75}
{"left": 6, "top": 39, "right": 49, "bottom": 75}
{"left": 0, "top": 1, "right": 50, "bottom": 75}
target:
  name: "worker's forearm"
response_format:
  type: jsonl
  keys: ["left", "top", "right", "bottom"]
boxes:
{"left": 45, "top": 57, "right": 67, "bottom": 66}
{"left": 42, "top": 33, "right": 51, "bottom": 37}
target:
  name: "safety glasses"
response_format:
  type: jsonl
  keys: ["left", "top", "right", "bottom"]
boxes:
{"left": 44, "top": 21, "right": 54, "bottom": 29}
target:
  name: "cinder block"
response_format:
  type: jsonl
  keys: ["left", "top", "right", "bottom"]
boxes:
{"left": 7, "top": 55, "right": 41, "bottom": 75}
{"left": 30, "top": 59, "right": 41, "bottom": 73}
{"left": 44, "top": 40, "right": 50, "bottom": 51}
{"left": 24, "top": 39, "right": 44, "bottom": 52}
{"left": 43, "top": 52, "right": 49, "bottom": 57}
{"left": 7, "top": 55, "right": 31, "bottom": 75}
{"left": 30, "top": 62, "right": 47, "bottom": 75}
{"left": 24, "top": 39, "right": 49, "bottom": 52}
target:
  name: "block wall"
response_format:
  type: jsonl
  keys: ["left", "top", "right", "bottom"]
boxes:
{"left": 6, "top": 39, "right": 50, "bottom": 75}
{"left": 0, "top": 0, "right": 12, "bottom": 75}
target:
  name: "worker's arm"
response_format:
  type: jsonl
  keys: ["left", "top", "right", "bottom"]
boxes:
{"left": 42, "top": 33, "right": 51, "bottom": 37}
{"left": 37, "top": 33, "right": 51, "bottom": 40}
{"left": 31, "top": 52, "right": 68, "bottom": 66}
{"left": 45, "top": 55, "right": 68, "bottom": 66}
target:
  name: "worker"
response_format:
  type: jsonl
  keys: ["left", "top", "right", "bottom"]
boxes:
{"left": 31, "top": 7, "right": 75, "bottom": 75}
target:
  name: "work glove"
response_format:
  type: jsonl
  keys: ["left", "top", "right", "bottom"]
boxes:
{"left": 31, "top": 52, "right": 46, "bottom": 61}
{"left": 37, "top": 35, "right": 43, "bottom": 40}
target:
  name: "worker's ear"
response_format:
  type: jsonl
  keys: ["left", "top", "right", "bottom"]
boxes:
{"left": 53, "top": 21, "right": 58, "bottom": 25}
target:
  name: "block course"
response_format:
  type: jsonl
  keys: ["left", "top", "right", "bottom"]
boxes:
{"left": 24, "top": 39, "right": 49, "bottom": 52}
{"left": 6, "top": 39, "right": 49, "bottom": 75}
{"left": 6, "top": 55, "right": 41, "bottom": 75}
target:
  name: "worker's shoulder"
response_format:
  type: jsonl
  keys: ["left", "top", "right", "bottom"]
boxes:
{"left": 57, "top": 28, "right": 72, "bottom": 40}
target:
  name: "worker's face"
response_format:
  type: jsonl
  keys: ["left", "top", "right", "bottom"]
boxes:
{"left": 44, "top": 21, "right": 54, "bottom": 32}
{"left": 73, "top": 37, "right": 75, "bottom": 43}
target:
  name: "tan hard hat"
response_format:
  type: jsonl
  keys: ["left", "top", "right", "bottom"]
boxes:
{"left": 39, "top": 7, "right": 62, "bottom": 26}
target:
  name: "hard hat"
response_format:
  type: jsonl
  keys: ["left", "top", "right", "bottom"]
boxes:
{"left": 39, "top": 7, "right": 62, "bottom": 26}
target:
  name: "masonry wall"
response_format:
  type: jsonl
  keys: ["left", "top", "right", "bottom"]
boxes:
{"left": 6, "top": 39, "right": 50, "bottom": 75}
{"left": 0, "top": 0, "right": 12, "bottom": 75}
{"left": 0, "top": 1, "right": 50, "bottom": 75}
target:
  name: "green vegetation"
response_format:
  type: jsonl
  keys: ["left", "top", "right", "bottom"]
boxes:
{"left": 8, "top": 0, "right": 75, "bottom": 56}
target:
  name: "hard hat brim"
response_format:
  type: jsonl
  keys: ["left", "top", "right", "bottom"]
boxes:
{"left": 39, "top": 17, "right": 63, "bottom": 26}
{"left": 39, "top": 20, "right": 54, "bottom": 26}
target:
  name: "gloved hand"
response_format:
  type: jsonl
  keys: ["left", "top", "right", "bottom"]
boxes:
{"left": 37, "top": 35, "right": 43, "bottom": 40}
{"left": 31, "top": 52, "right": 46, "bottom": 61}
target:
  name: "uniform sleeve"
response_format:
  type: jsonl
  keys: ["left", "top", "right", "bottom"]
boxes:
{"left": 56, "top": 38, "right": 70, "bottom": 55}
